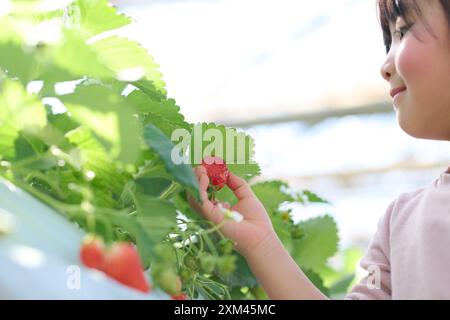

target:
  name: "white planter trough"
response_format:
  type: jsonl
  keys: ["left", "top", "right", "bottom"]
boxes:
{"left": 0, "top": 178, "right": 170, "bottom": 299}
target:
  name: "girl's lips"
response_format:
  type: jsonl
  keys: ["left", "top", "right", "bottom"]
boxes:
{"left": 393, "top": 90, "right": 405, "bottom": 107}
{"left": 390, "top": 87, "right": 407, "bottom": 98}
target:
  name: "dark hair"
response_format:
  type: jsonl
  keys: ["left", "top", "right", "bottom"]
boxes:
{"left": 377, "top": 0, "right": 450, "bottom": 53}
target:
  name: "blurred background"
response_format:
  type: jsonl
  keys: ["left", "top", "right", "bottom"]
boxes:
{"left": 110, "top": 0, "right": 450, "bottom": 255}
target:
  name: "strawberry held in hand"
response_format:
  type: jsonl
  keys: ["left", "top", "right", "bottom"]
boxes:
{"left": 201, "top": 156, "right": 229, "bottom": 191}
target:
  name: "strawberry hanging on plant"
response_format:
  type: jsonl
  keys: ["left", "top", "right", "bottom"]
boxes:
{"left": 201, "top": 155, "right": 229, "bottom": 201}
{"left": 80, "top": 234, "right": 104, "bottom": 269}
{"left": 171, "top": 293, "right": 188, "bottom": 300}
{"left": 79, "top": 235, "right": 151, "bottom": 293}
{"left": 102, "top": 242, "right": 151, "bottom": 293}
{"left": 152, "top": 266, "right": 185, "bottom": 297}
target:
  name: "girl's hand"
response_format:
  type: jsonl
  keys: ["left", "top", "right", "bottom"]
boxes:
{"left": 188, "top": 165, "right": 276, "bottom": 258}
{"left": 189, "top": 166, "right": 327, "bottom": 300}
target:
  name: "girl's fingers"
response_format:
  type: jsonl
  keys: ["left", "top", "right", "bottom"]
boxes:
{"left": 226, "top": 172, "right": 254, "bottom": 200}
{"left": 187, "top": 193, "right": 225, "bottom": 225}
{"left": 190, "top": 167, "right": 249, "bottom": 227}
{"left": 216, "top": 201, "right": 231, "bottom": 210}
{"left": 197, "top": 168, "right": 209, "bottom": 196}
{"left": 192, "top": 167, "right": 206, "bottom": 199}
{"left": 189, "top": 167, "right": 224, "bottom": 224}
{"left": 193, "top": 166, "right": 203, "bottom": 184}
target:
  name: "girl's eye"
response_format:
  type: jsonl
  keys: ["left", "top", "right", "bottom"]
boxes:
{"left": 386, "top": 25, "right": 410, "bottom": 54}
{"left": 393, "top": 25, "right": 410, "bottom": 40}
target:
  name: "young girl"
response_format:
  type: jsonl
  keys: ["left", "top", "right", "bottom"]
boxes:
{"left": 189, "top": 0, "right": 450, "bottom": 299}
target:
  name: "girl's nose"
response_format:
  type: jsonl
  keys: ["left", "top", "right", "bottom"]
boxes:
{"left": 380, "top": 53, "right": 394, "bottom": 82}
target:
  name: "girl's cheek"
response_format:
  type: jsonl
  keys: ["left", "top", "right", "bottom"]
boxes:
{"left": 395, "top": 39, "right": 420, "bottom": 86}
{"left": 396, "top": 34, "right": 433, "bottom": 89}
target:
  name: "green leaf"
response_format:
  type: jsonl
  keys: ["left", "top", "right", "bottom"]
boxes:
{"left": 299, "top": 190, "right": 330, "bottom": 204}
{"left": 65, "top": 127, "right": 129, "bottom": 199}
{"left": 52, "top": 30, "right": 113, "bottom": 79}
{"left": 132, "top": 79, "right": 167, "bottom": 101}
{"left": 106, "top": 212, "right": 156, "bottom": 269}
{"left": 0, "top": 40, "right": 36, "bottom": 84}
{"left": 0, "top": 125, "right": 19, "bottom": 160}
{"left": 315, "top": 245, "right": 364, "bottom": 287}
{"left": 126, "top": 89, "right": 190, "bottom": 136}
{"left": 342, "top": 246, "right": 364, "bottom": 274}
{"left": 47, "top": 112, "right": 79, "bottom": 136}
{"left": 0, "top": 80, "right": 47, "bottom": 159}
{"left": 70, "top": 209, "right": 116, "bottom": 243}
{"left": 143, "top": 124, "right": 200, "bottom": 201}
{"left": 119, "top": 176, "right": 172, "bottom": 207}
{"left": 73, "top": 0, "right": 131, "bottom": 39}
{"left": 13, "top": 135, "right": 37, "bottom": 161}
{"left": 9, "top": 0, "right": 74, "bottom": 15}
{"left": 135, "top": 197, "right": 177, "bottom": 224}
{"left": 135, "top": 160, "right": 175, "bottom": 181}
{"left": 60, "top": 84, "right": 141, "bottom": 163}
{"left": 91, "top": 36, "right": 166, "bottom": 94}
{"left": 303, "top": 269, "right": 330, "bottom": 297}
{"left": 292, "top": 215, "right": 339, "bottom": 271}
{"left": 251, "top": 180, "right": 294, "bottom": 214}
{"left": 0, "top": 80, "right": 47, "bottom": 128}
{"left": 133, "top": 192, "right": 178, "bottom": 243}
{"left": 214, "top": 185, "right": 238, "bottom": 207}
{"left": 123, "top": 184, "right": 178, "bottom": 248}
{"left": 217, "top": 253, "right": 258, "bottom": 288}
{"left": 172, "top": 191, "right": 201, "bottom": 221}
{"left": 18, "top": 7, "right": 66, "bottom": 23}
{"left": 190, "top": 123, "right": 261, "bottom": 181}
{"left": 134, "top": 177, "right": 172, "bottom": 198}
{"left": 329, "top": 274, "right": 355, "bottom": 296}
{"left": 271, "top": 213, "right": 293, "bottom": 253}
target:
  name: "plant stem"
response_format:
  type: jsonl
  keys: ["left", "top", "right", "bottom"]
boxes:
{"left": 159, "top": 182, "right": 179, "bottom": 200}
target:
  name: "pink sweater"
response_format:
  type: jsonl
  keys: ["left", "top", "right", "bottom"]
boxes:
{"left": 345, "top": 166, "right": 450, "bottom": 300}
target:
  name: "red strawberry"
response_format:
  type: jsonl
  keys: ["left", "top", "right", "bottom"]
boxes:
{"left": 171, "top": 293, "right": 188, "bottom": 300}
{"left": 102, "top": 242, "right": 150, "bottom": 293}
{"left": 80, "top": 235, "right": 104, "bottom": 269}
{"left": 201, "top": 156, "right": 229, "bottom": 190}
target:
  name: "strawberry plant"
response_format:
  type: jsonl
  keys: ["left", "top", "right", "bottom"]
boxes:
{"left": 0, "top": 0, "right": 358, "bottom": 299}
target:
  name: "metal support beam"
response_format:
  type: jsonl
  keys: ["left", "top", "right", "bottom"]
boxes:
{"left": 221, "top": 101, "right": 393, "bottom": 128}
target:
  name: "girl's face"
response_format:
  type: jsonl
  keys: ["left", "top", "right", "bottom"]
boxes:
{"left": 380, "top": 0, "right": 450, "bottom": 140}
